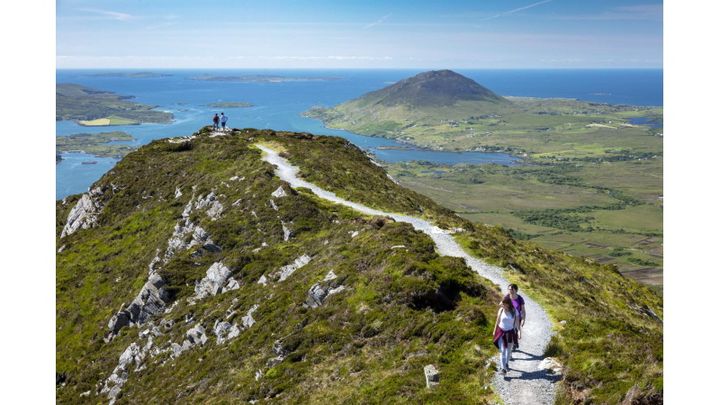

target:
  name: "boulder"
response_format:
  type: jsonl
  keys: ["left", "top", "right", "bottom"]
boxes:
{"left": 194, "top": 262, "right": 232, "bottom": 299}
{"left": 424, "top": 364, "right": 440, "bottom": 388}
{"left": 213, "top": 320, "right": 241, "bottom": 344}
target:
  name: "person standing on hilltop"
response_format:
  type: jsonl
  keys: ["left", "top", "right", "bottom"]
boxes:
{"left": 493, "top": 296, "right": 520, "bottom": 375}
{"left": 212, "top": 113, "right": 220, "bottom": 131}
{"left": 220, "top": 112, "right": 228, "bottom": 131}
{"left": 503, "top": 284, "right": 526, "bottom": 350}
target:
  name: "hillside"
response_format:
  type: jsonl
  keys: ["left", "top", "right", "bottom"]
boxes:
{"left": 56, "top": 127, "right": 662, "bottom": 404}
{"left": 56, "top": 83, "right": 173, "bottom": 125}
{"left": 306, "top": 70, "right": 664, "bottom": 287}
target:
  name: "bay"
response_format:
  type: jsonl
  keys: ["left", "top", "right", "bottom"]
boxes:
{"left": 56, "top": 69, "right": 662, "bottom": 199}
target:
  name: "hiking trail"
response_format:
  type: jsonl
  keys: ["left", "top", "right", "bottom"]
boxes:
{"left": 256, "top": 143, "right": 560, "bottom": 404}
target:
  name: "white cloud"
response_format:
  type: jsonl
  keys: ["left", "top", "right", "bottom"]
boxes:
{"left": 78, "top": 8, "right": 135, "bottom": 22}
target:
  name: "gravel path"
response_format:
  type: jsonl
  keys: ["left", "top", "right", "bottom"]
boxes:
{"left": 257, "top": 144, "right": 559, "bottom": 404}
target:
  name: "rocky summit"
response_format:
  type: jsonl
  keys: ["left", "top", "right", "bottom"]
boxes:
{"left": 57, "top": 127, "right": 662, "bottom": 404}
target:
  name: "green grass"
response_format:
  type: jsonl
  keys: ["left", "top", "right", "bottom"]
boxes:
{"left": 57, "top": 127, "right": 662, "bottom": 403}
{"left": 386, "top": 159, "right": 663, "bottom": 285}
{"left": 57, "top": 128, "right": 501, "bottom": 404}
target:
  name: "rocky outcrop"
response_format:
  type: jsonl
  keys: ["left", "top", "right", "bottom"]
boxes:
{"left": 195, "top": 191, "right": 224, "bottom": 220}
{"left": 304, "top": 271, "right": 347, "bottom": 309}
{"left": 108, "top": 274, "right": 170, "bottom": 336}
{"left": 213, "top": 320, "right": 241, "bottom": 344}
{"left": 194, "top": 262, "right": 233, "bottom": 300}
{"left": 61, "top": 187, "right": 104, "bottom": 238}
{"left": 274, "top": 254, "right": 312, "bottom": 282}
{"left": 101, "top": 337, "right": 154, "bottom": 404}
{"left": 242, "top": 304, "right": 259, "bottom": 328}
{"left": 171, "top": 324, "right": 208, "bottom": 358}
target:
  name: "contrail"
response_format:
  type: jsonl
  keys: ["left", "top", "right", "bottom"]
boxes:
{"left": 363, "top": 14, "right": 391, "bottom": 29}
{"left": 479, "top": 0, "right": 553, "bottom": 21}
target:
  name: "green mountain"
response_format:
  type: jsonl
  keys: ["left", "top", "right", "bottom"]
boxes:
{"left": 56, "top": 127, "right": 662, "bottom": 403}
{"left": 355, "top": 70, "right": 508, "bottom": 108}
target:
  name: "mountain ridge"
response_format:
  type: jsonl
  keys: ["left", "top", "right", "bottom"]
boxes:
{"left": 56, "top": 127, "right": 662, "bottom": 404}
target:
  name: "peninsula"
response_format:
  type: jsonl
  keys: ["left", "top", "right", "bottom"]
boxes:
{"left": 57, "top": 83, "right": 173, "bottom": 126}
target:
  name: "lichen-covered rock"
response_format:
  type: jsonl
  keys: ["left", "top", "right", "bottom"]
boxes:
{"left": 213, "top": 320, "right": 241, "bottom": 344}
{"left": 242, "top": 304, "right": 259, "bottom": 329}
{"left": 61, "top": 187, "right": 104, "bottom": 238}
{"left": 108, "top": 273, "right": 170, "bottom": 336}
{"left": 195, "top": 191, "right": 224, "bottom": 220}
{"left": 194, "top": 262, "right": 232, "bottom": 299}
{"left": 305, "top": 271, "right": 346, "bottom": 308}
{"left": 424, "top": 364, "right": 440, "bottom": 388}
{"left": 275, "top": 254, "right": 312, "bottom": 282}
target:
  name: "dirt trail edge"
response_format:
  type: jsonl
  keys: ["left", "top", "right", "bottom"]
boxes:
{"left": 257, "top": 144, "right": 559, "bottom": 405}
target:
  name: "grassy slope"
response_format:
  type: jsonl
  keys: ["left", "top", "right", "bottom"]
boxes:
{"left": 457, "top": 226, "right": 662, "bottom": 404}
{"left": 56, "top": 128, "right": 501, "bottom": 404}
{"left": 307, "top": 97, "right": 663, "bottom": 157}
{"left": 57, "top": 128, "right": 662, "bottom": 404}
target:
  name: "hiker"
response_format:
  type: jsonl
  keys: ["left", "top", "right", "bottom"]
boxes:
{"left": 212, "top": 113, "right": 220, "bottom": 130}
{"left": 493, "top": 296, "right": 520, "bottom": 375}
{"left": 504, "top": 283, "right": 526, "bottom": 350}
{"left": 220, "top": 112, "right": 228, "bottom": 131}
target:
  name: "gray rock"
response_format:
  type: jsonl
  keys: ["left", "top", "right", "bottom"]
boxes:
{"left": 194, "top": 262, "right": 232, "bottom": 299}
{"left": 61, "top": 187, "right": 104, "bottom": 238}
{"left": 242, "top": 304, "right": 259, "bottom": 329}
{"left": 108, "top": 273, "right": 170, "bottom": 336}
{"left": 195, "top": 191, "right": 224, "bottom": 220}
{"left": 185, "top": 324, "right": 208, "bottom": 346}
{"left": 424, "top": 364, "right": 440, "bottom": 388}
{"left": 213, "top": 320, "right": 241, "bottom": 344}
{"left": 305, "top": 271, "right": 346, "bottom": 308}
{"left": 275, "top": 254, "right": 312, "bottom": 282}
{"left": 223, "top": 277, "right": 240, "bottom": 292}
{"left": 271, "top": 186, "right": 287, "bottom": 198}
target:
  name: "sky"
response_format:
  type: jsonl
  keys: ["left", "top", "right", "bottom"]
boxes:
{"left": 56, "top": 0, "right": 663, "bottom": 69}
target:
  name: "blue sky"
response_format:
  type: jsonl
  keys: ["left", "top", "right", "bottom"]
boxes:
{"left": 57, "top": 0, "right": 663, "bottom": 69}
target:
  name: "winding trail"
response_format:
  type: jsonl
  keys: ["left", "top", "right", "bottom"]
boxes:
{"left": 256, "top": 144, "right": 559, "bottom": 404}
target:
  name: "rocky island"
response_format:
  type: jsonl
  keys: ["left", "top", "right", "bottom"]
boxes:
{"left": 191, "top": 74, "right": 340, "bottom": 83}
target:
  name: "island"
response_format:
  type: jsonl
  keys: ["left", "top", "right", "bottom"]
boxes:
{"left": 87, "top": 72, "right": 172, "bottom": 78}
{"left": 56, "top": 131, "right": 137, "bottom": 159}
{"left": 307, "top": 70, "right": 664, "bottom": 286}
{"left": 190, "top": 74, "right": 340, "bottom": 83}
{"left": 207, "top": 101, "right": 255, "bottom": 108}
{"left": 57, "top": 83, "right": 173, "bottom": 126}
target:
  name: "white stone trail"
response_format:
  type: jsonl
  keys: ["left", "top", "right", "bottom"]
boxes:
{"left": 257, "top": 144, "right": 558, "bottom": 405}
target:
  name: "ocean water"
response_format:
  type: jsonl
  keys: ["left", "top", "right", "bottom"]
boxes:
{"left": 56, "top": 69, "right": 662, "bottom": 199}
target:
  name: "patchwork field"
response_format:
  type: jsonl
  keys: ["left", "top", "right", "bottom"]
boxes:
{"left": 386, "top": 158, "right": 663, "bottom": 286}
